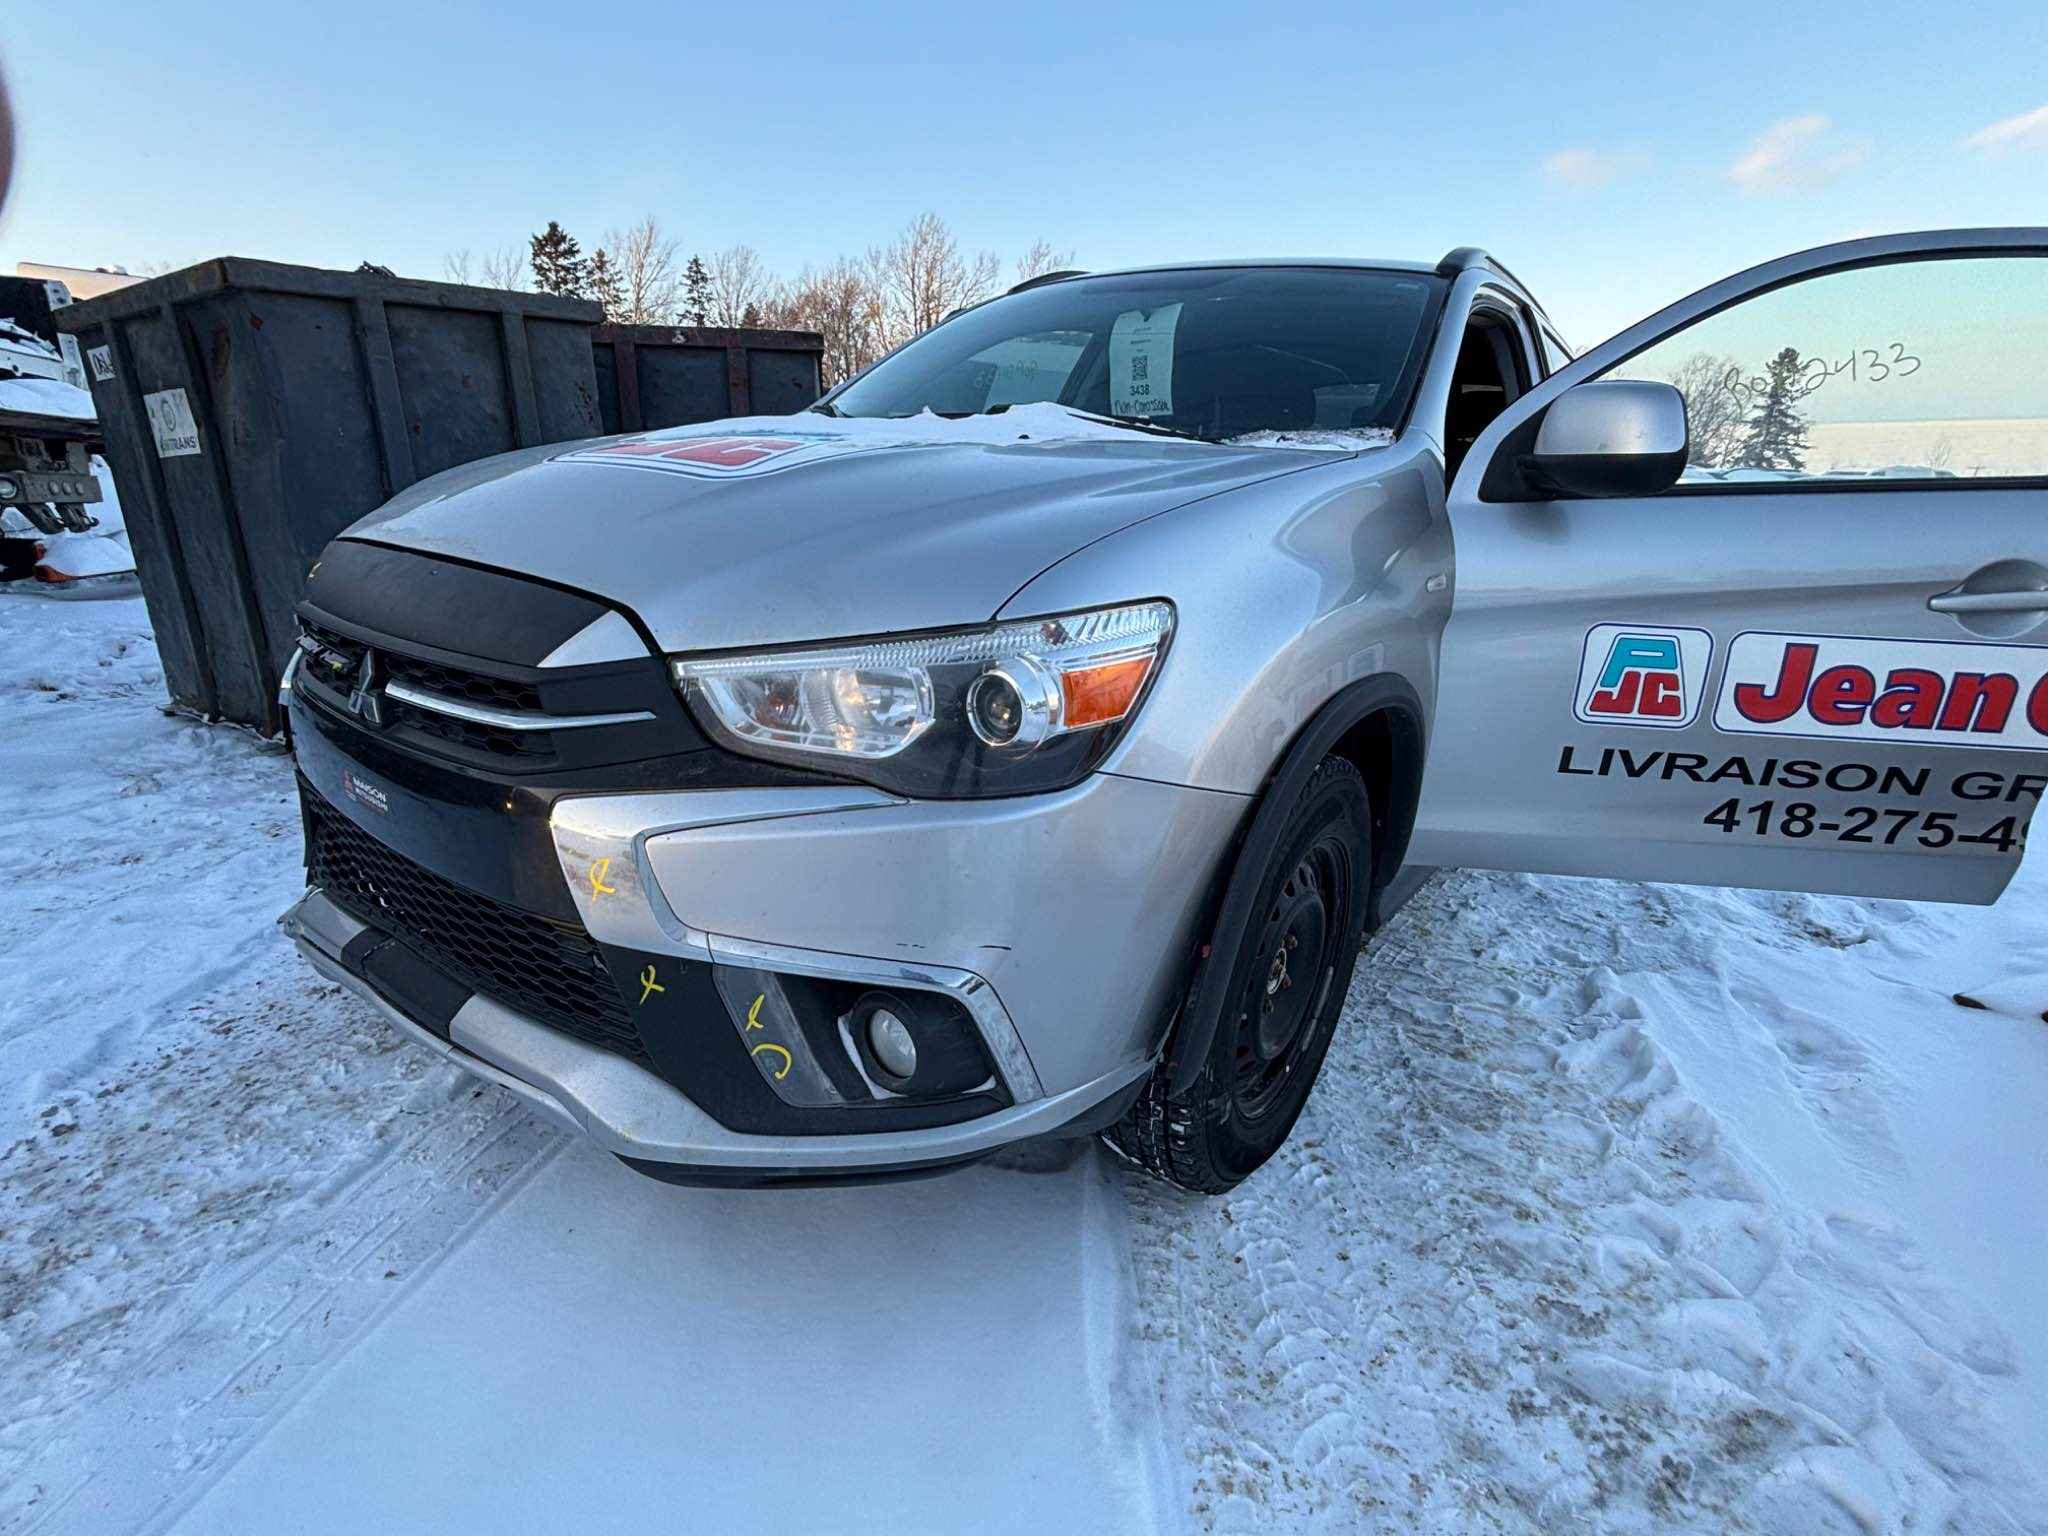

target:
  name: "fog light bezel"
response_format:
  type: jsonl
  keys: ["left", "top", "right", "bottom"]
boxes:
{"left": 845, "top": 988, "right": 993, "bottom": 1099}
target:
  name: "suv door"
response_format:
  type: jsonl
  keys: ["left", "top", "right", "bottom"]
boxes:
{"left": 1410, "top": 230, "right": 2048, "bottom": 903}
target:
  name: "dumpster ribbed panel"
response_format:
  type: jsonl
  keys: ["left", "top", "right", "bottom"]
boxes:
{"left": 55, "top": 259, "right": 604, "bottom": 732}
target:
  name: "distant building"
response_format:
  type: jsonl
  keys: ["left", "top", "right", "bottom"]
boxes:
{"left": 15, "top": 261, "right": 147, "bottom": 301}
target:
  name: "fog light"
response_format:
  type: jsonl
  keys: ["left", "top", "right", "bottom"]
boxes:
{"left": 866, "top": 1008, "right": 918, "bottom": 1078}
{"left": 848, "top": 989, "right": 992, "bottom": 1097}
{"left": 0, "top": 475, "right": 20, "bottom": 501}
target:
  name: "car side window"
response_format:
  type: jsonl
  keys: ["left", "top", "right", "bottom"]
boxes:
{"left": 1538, "top": 328, "right": 1573, "bottom": 376}
{"left": 1600, "top": 253, "right": 2048, "bottom": 486}
{"left": 1443, "top": 304, "right": 1534, "bottom": 477}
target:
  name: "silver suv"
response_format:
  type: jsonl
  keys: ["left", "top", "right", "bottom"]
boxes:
{"left": 283, "top": 230, "right": 2046, "bottom": 1192}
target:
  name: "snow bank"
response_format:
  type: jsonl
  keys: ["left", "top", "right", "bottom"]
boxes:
{"left": 0, "top": 372, "right": 98, "bottom": 425}
{"left": 1120, "top": 863, "right": 2048, "bottom": 1532}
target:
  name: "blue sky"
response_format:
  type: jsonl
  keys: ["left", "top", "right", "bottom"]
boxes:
{"left": 2, "top": 0, "right": 2043, "bottom": 346}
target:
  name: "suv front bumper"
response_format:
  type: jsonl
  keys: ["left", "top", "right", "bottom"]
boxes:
{"left": 287, "top": 766, "right": 1244, "bottom": 1183}
{"left": 286, "top": 886, "right": 1154, "bottom": 1181}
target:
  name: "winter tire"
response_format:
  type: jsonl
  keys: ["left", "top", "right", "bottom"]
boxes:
{"left": 1105, "top": 754, "right": 1374, "bottom": 1194}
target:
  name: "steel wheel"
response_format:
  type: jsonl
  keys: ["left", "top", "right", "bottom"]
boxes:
{"left": 1229, "top": 837, "right": 1350, "bottom": 1124}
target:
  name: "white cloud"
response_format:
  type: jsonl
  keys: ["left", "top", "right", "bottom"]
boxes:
{"left": 1963, "top": 104, "right": 2048, "bottom": 153}
{"left": 1726, "top": 115, "right": 1867, "bottom": 194}
{"left": 1537, "top": 148, "right": 1651, "bottom": 189}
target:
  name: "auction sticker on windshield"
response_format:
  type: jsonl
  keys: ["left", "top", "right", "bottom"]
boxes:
{"left": 1109, "top": 304, "right": 1180, "bottom": 420}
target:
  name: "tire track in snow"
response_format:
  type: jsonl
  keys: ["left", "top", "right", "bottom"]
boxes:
{"left": 0, "top": 956, "right": 561, "bottom": 1536}
{"left": 1115, "top": 869, "right": 2042, "bottom": 1534}
{"left": 0, "top": 600, "right": 572, "bottom": 1532}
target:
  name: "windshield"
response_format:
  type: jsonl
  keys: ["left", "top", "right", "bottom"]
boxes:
{"left": 829, "top": 267, "right": 1446, "bottom": 442}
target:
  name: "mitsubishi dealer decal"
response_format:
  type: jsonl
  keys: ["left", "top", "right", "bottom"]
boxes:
{"left": 557, "top": 432, "right": 869, "bottom": 478}
{"left": 1574, "top": 624, "right": 1714, "bottom": 729}
{"left": 1714, "top": 631, "right": 2048, "bottom": 751}
{"left": 340, "top": 767, "right": 389, "bottom": 815}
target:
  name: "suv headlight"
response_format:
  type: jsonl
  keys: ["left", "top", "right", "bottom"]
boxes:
{"left": 673, "top": 601, "right": 1174, "bottom": 797}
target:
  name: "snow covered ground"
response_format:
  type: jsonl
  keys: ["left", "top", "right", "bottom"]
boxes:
{"left": 3, "top": 593, "right": 2043, "bottom": 1534}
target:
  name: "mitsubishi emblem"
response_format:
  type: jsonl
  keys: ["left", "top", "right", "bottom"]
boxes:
{"left": 346, "top": 650, "right": 386, "bottom": 728}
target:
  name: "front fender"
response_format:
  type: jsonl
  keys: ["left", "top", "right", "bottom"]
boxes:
{"left": 996, "top": 439, "right": 1449, "bottom": 795}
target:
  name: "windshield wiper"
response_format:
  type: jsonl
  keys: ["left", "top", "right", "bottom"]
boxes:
{"left": 807, "top": 400, "right": 844, "bottom": 418}
{"left": 984, "top": 403, "right": 1214, "bottom": 443}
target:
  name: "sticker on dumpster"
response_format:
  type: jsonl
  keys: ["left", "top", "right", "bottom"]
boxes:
{"left": 143, "top": 388, "right": 202, "bottom": 458}
{"left": 1109, "top": 303, "right": 1180, "bottom": 420}
{"left": 87, "top": 344, "right": 115, "bottom": 382}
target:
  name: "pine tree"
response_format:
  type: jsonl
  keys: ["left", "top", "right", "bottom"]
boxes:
{"left": 1734, "top": 347, "right": 1814, "bottom": 473}
{"left": 529, "top": 220, "right": 588, "bottom": 297}
{"left": 587, "top": 247, "right": 624, "bottom": 321}
{"left": 740, "top": 302, "right": 762, "bottom": 328}
{"left": 683, "top": 255, "right": 711, "bottom": 326}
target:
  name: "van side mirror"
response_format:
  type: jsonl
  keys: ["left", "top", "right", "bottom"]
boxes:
{"left": 1525, "top": 380, "right": 1689, "bottom": 498}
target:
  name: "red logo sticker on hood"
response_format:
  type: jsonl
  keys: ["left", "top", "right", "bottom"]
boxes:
{"left": 572, "top": 435, "right": 811, "bottom": 473}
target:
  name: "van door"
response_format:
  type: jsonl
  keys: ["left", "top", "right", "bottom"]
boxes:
{"left": 1409, "top": 230, "right": 2048, "bottom": 903}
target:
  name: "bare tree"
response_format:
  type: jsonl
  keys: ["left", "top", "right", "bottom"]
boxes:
{"left": 442, "top": 249, "right": 475, "bottom": 284}
{"left": 777, "top": 258, "right": 887, "bottom": 385}
{"left": 869, "top": 212, "right": 1001, "bottom": 349}
{"left": 607, "top": 216, "right": 682, "bottom": 324}
{"left": 704, "top": 244, "right": 773, "bottom": 327}
{"left": 1924, "top": 433, "right": 1957, "bottom": 471}
{"left": 1015, "top": 239, "right": 1075, "bottom": 285}
{"left": 479, "top": 244, "right": 529, "bottom": 292}
{"left": 1665, "top": 352, "right": 1747, "bottom": 470}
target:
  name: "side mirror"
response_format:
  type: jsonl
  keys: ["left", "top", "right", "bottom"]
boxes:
{"left": 1526, "top": 380, "right": 1688, "bottom": 498}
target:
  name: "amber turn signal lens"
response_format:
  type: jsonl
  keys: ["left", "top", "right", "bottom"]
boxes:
{"left": 1060, "top": 653, "right": 1156, "bottom": 728}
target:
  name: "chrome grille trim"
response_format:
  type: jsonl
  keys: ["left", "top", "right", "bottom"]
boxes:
{"left": 382, "top": 679, "right": 657, "bottom": 733}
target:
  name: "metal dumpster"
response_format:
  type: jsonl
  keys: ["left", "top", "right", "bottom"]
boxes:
{"left": 591, "top": 324, "right": 824, "bottom": 435}
{"left": 55, "top": 259, "right": 604, "bottom": 733}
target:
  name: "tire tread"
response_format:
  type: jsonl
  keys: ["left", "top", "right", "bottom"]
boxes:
{"left": 1104, "top": 756, "right": 1369, "bottom": 1195}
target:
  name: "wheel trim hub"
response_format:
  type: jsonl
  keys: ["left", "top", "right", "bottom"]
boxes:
{"left": 1254, "top": 888, "right": 1327, "bottom": 1062}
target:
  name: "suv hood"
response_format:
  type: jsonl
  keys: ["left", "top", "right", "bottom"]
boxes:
{"left": 343, "top": 407, "right": 1354, "bottom": 654}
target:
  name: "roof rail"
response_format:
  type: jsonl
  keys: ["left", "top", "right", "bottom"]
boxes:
{"left": 1007, "top": 268, "right": 1089, "bottom": 295}
{"left": 1434, "top": 247, "right": 1550, "bottom": 321}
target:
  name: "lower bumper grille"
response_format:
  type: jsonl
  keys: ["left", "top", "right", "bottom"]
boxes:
{"left": 304, "top": 791, "right": 650, "bottom": 1068}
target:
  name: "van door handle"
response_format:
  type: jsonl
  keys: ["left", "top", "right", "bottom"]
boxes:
{"left": 1927, "top": 589, "right": 2048, "bottom": 614}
